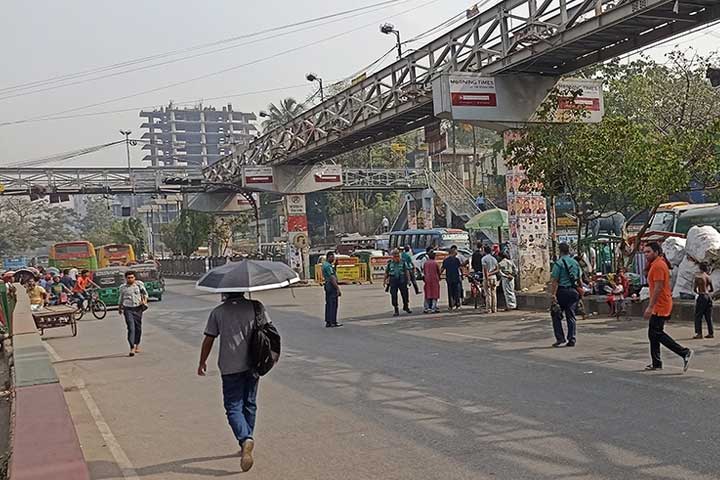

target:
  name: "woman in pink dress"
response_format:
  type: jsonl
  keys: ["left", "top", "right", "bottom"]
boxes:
{"left": 423, "top": 251, "right": 441, "bottom": 313}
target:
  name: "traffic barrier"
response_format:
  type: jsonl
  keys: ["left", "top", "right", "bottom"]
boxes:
{"left": 369, "top": 256, "right": 392, "bottom": 279}
{"left": 314, "top": 262, "right": 370, "bottom": 284}
{"left": 9, "top": 286, "right": 90, "bottom": 479}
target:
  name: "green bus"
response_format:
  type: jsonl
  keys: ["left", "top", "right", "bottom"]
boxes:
{"left": 48, "top": 241, "right": 99, "bottom": 271}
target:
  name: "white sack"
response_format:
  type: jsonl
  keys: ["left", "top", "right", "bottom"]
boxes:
{"left": 662, "top": 237, "right": 686, "bottom": 266}
{"left": 672, "top": 257, "right": 700, "bottom": 298}
{"left": 685, "top": 226, "right": 720, "bottom": 263}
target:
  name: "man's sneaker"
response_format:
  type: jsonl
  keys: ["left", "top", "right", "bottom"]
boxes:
{"left": 332, "top": 323, "right": 344, "bottom": 328}
{"left": 404, "top": 308, "right": 412, "bottom": 314}
{"left": 693, "top": 334, "right": 703, "bottom": 339}
{"left": 566, "top": 341, "right": 576, "bottom": 347}
{"left": 706, "top": 334, "right": 714, "bottom": 338}
{"left": 393, "top": 309, "right": 400, "bottom": 317}
{"left": 241, "top": 439, "right": 254, "bottom": 472}
{"left": 552, "top": 341, "right": 566, "bottom": 348}
{"left": 683, "top": 349, "right": 694, "bottom": 373}
{"left": 644, "top": 364, "right": 662, "bottom": 371}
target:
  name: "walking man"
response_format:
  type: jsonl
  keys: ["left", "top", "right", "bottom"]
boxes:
{"left": 441, "top": 246, "right": 463, "bottom": 310}
{"left": 550, "top": 243, "right": 581, "bottom": 347}
{"left": 385, "top": 249, "right": 412, "bottom": 316}
{"left": 693, "top": 262, "right": 714, "bottom": 339}
{"left": 118, "top": 270, "right": 148, "bottom": 357}
{"left": 322, "top": 252, "right": 342, "bottom": 328}
{"left": 643, "top": 241, "right": 694, "bottom": 372}
{"left": 198, "top": 292, "right": 265, "bottom": 472}
{"left": 402, "top": 245, "right": 420, "bottom": 295}
{"left": 481, "top": 246, "right": 500, "bottom": 313}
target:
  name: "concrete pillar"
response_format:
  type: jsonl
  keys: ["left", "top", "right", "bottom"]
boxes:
{"left": 200, "top": 110, "right": 208, "bottom": 167}
{"left": 421, "top": 188, "right": 434, "bottom": 229}
{"left": 284, "top": 194, "right": 310, "bottom": 280}
{"left": 446, "top": 202, "right": 452, "bottom": 228}
{"left": 504, "top": 130, "right": 550, "bottom": 290}
{"left": 169, "top": 110, "right": 178, "bottom": 166}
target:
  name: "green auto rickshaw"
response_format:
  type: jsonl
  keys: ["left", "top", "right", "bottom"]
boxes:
{"left": 93, "top": 266, "right": 128, "bottom": 308}
{"left": 133, "top": 263, "right": 164, "bottom": 301}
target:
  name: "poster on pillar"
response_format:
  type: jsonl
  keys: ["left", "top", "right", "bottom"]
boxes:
{"left": 285, "top": 194, "right": 308, "bottom": 232}
{"left": 406, "top": 195, "right": 418, "bottom": 230}
{"left": 285, "top": 193, "right": 310, "bottom": 280}
{"left": 505, "top": 131, "right": 550, "bottom": 289}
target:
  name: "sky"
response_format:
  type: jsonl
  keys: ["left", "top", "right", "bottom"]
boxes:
{"left": 0, "top": 0, "right": 717, "bottom": 168}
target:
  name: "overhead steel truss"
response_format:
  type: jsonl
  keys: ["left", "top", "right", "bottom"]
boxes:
{"left": 205, "top": 0, "right": 720, "bottom": 184}
{"left": 0, "top": 167, "right": 430, "bottom": 196}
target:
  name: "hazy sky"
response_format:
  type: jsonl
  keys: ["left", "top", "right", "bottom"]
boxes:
{"left": 1, "top": 0, "right": 717, "bottom": 168}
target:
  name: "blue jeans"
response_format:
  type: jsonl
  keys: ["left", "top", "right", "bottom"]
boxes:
{"left": 553, "top": 287, "right": 579, "bottom": 343}
{"left": 222, "top": 370, "right": 259, "bottom": 446}
{"left": 324, "top": 284, "right": 339, "bottom": 326}
{"left": 122, "top": 307, "right": 143, "bottom": 349}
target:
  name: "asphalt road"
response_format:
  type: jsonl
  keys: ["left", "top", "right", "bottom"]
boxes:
{"left": 45, "top": 280, "right": 720, "bottom": 480}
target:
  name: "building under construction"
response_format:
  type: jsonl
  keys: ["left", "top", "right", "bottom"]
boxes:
{"left": 139, "top": 103, "right": 257, "bottom": 167}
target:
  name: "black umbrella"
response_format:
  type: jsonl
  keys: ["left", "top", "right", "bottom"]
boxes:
{"left": 195, "top": 259, "right": 300, "bottom": 293}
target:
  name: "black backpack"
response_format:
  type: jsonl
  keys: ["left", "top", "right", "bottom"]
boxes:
{"left": 249, "top": 301, "right": 281, "bottom": 376}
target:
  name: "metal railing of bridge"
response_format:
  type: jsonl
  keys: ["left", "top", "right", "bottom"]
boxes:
{"left": 205, "top": 0, "right": 719, "bottom": 183}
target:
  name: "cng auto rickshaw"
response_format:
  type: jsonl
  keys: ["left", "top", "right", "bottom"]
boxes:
{"left": 133, "top": 263, "right": 164, "bottom": 301}
{"left": 93, "top": 266, "right": 128, "bottom": 308}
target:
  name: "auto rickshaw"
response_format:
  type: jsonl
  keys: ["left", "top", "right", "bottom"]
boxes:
{"left": 133, "top": 263, "right": 164, "bottom": 301}
{"left": 93, "top": 266, "right": 128, "bottom": 308}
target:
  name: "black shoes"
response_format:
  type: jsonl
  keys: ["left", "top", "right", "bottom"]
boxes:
{"left": 566, "top": 341, "right": 576, "bottom": 347}
{"left": 326, "top": 323, "right": 343, "bottom": 328}
{"left": 644, "top": 365, "right": 663, "bottom": 371}
{"left": 683, "top": 350, "right": 694, "bottom": 373}
{"left": 552, "top": 341, "right": 566, "bottom": 348}
{"left": 403, "top": 307, "right": 412, "bottom": 314}
{"left": 393, "top": 309, "right": 400, "bottom": 317}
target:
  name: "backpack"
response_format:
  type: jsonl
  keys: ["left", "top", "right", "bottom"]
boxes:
{"left": 249, "top": 301, "right": 281, "bottom": 376}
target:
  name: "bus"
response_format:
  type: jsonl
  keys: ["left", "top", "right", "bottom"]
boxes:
{"left": 97, "top": 244, "right": 136, "bottom": 268}
{"left": 48, "top": 241, "right": 98, "bottom": 271}
{"left": 388, "top": 228, "right": 471, "bottom": 253}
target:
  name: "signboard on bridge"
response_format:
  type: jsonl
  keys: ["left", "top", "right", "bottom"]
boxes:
{"left": 243, "top": 167, "right": 273, "bottom": 186}
{"left": 432, "top": 72, "right": 603, "bottom": 125}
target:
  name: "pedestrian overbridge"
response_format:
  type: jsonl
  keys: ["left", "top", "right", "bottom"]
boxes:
{"left": 204, "top": 0, "right": 719, "bottom": 184}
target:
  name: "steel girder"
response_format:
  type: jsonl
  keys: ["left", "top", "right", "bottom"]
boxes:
{"left": 205, "top": 0, "right": 719, "bottom": 184}
{"left": 0, "top": 167, "right": 429, "bottom": 196}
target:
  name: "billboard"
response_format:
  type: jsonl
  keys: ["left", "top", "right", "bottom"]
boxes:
{"left": 433, "top": 72, "right": 603, "bottom": 125}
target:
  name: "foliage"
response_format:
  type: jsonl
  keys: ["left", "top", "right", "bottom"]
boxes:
{"left": 507, "top": 51, "right": 720, "bottom": 243}
{"left": 79, "top": 197, "right": 116, "bottom": 246}
{"left": 261, "top": 97, "right": 305, "bottom": 130}
{"left": 160, "top": 210, "right": 213, "bottom": 256}
{"left": 109, "top": 218, "right": 147, "bottom": 257}
{"left": 0, "top": 197, "right": 78, "bottom": 255}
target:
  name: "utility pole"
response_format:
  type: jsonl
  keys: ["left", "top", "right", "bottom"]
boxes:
{"left": 120, "top": 130, "right": 134, "bottom": 214}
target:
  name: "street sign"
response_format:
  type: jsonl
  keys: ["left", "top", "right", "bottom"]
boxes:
{"left": 243, "top": 167, "right": 273, "bottom": 185}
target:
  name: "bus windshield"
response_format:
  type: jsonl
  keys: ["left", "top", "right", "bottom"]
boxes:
{"left": 648, "top": 212, "right": 675, "bottom": 232}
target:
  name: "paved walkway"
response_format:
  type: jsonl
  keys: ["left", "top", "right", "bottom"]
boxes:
{"left": 44, "top": 280, "right": 720, "bottom": 479}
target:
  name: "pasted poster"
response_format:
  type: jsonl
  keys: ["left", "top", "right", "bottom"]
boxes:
{"left": 505, "top": 132, "right": 550, "bottom": 289}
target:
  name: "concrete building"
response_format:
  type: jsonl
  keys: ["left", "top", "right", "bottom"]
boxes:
{"left": 139, "top": 103, "right": 257, "bottom": 167}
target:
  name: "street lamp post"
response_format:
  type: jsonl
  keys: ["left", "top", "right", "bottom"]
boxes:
{"left": 120, "top": 129, "right": 134, "bottom": 213}
{"left": 306, "top": 73, "right": 324, "bottom": 102}
{"left": 380, "top": 23, "right": 402, "bottom": 59}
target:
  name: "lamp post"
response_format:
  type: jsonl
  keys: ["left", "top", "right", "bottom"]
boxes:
{"left": 380, "top": 23, "right": 402, "bottom": 59}
{"left": 120, "top": 129, "right": 134, "bottom": 213}
{"left": 305, "top": 73, "right": 324, "bottom": 102}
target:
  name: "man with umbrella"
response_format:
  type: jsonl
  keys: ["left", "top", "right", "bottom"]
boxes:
{"left": 196, "top": 259, "right": 297, "bottom": 472}
{"left": 322, "top": 251, "right": 342, "bottom": 328}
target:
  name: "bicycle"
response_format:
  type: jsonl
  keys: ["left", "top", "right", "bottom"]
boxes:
{"left": 467, "top": 272, "right": 484, "bottom": 309}
{"left": 72, "top": 289, "right": 107, "bottom": 320}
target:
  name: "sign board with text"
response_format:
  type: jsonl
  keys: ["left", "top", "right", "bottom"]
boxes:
{"left": 433, "top": 72, "right": 603, "bottom": 125}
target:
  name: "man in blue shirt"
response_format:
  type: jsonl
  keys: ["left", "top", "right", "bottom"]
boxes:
{"left": 550, "top": 243, "right": 582, "bottom": 347}
{"left": 441, "top": 245, "right": 463, "bottom": 310}
{"left": 322, "top": 252, "right": 342, "bottom": 328}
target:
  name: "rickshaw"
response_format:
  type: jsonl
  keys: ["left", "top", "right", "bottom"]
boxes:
{"left": 93, "top": 266, "right": 128, "bottom": 308}
{"left": 134, "top": 263, "right": 164, "bottom": 301}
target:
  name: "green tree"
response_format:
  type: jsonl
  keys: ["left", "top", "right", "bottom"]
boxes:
{"left": 79, "top": 197, "right": 115, "bottom": 246}
{"left": 160, "top": 210, "right": 213, "bottom": 256}
{"left": 261, "top": 97, "right": 304, "bottom": 130}
{"left": 0, "top": 197, "right": 78, "bottom": 254}
{"left": 109, "top": 218, "right": 147, "bottom": 257}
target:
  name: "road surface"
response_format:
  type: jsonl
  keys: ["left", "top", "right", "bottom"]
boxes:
{"left": 44, "top": 280, "right": 720, "bottom": 479}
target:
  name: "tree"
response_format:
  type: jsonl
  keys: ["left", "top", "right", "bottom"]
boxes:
{"left": 507, "top": 52, "right": 720, "bottom": 248}
{"left": 261, "top": 97, "right": 305, "bottom": 130}
{"left": 0, "top": 197, "right": 78, "bottom": 255}
{"left": 79, "top": 197, "right": 115, "bottom": 246}
{"left": 160, "top": 210, "right": 213, "bottom": 256}
{"left": 109, "top": 218, "right": 147, "bottom": 257}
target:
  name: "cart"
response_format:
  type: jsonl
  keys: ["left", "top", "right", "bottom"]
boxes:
{"left": 32, "top": 305, "right": 79, "bottom": 336}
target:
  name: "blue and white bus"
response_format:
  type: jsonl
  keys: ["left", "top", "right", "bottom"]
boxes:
{"left": 388, "top": 228, "right": 471, "bottom": 253}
